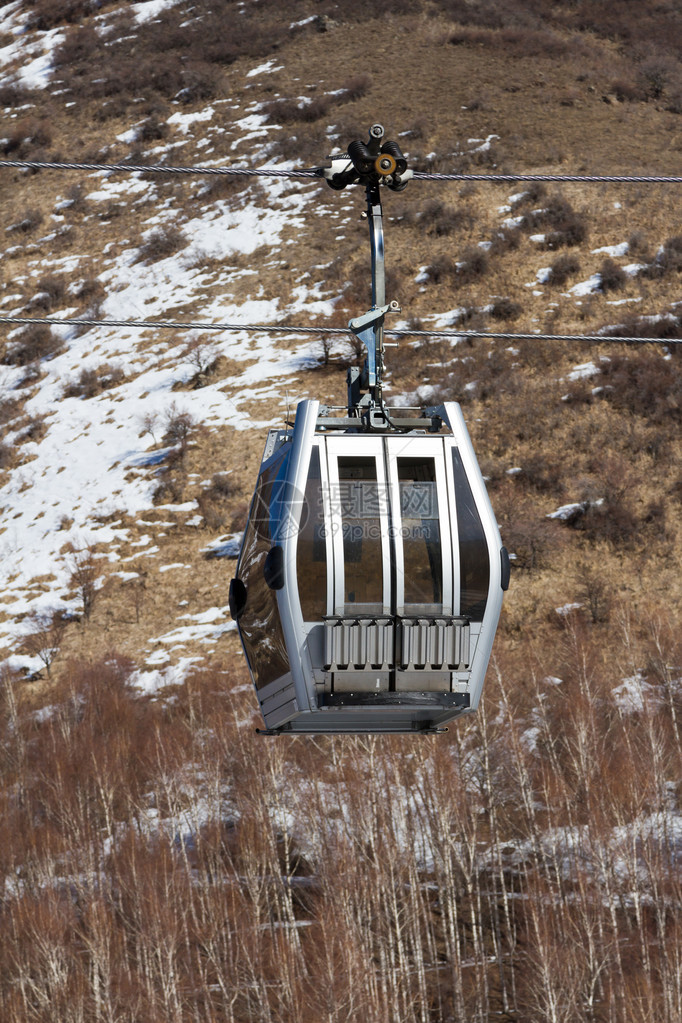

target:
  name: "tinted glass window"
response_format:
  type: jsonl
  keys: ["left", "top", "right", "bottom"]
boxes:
{"left": 238, "top": 455, "right": 290, "bottom": 689}
{"left": 296, "top": 447, "right": 327, "bottom": 621}
{"left": 452, "top": 448, "right": 489, "bottom": 621}
{"left": 338, "top": 456, "right": 383, "bottom": 610}
{"left": 397, "top": 457, "right": 442, "bottom": 607}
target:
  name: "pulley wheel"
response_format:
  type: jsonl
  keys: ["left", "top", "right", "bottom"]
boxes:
{"left": 374, "top": 153, "right": 397, "bottom": 176}
{"left": 348, "top": 139, "right": 375, "bottom": 175}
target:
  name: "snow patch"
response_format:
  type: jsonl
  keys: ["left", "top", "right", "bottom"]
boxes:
{"left": 612, "top": 674, "right": 662, "bottom": 714}
{"left": 247, "top": 60, "right": 284, "bottom": 76}
{"left": 131, "top": 657, "right": 198, "bottom": 692}
{"left": 555, "top": 602, "right": 582, "bottom": 616}
{"left": 167, "top": 107, "right": 215, "bottom": 134}
{"left": 131, "top": 0, "right": 184, "bottom": 24}
{"left": 592, "top": 242, "right": 629, "bottom": 257}
{"left": 548, "top": 503, "right": 585, "bottom": 521}
{"left": 570, "top": 274, "right": 602, "bottom": 296}
{"left": 567, "top": 361, "right": 598, "bottom": 381}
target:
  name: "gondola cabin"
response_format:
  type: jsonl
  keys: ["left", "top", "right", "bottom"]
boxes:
{"left": 229, "top": 124, "right": 509, "bottom": 734}
{"left": 230, "top": 400, "right": 509, "bottom": 734}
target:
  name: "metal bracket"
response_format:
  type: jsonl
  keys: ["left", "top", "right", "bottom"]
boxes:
{"left": 349, "top": 305, "right": 389, "bottom": 388}
{"left": 317, "top": 156, "right": 355, "bottom": 190}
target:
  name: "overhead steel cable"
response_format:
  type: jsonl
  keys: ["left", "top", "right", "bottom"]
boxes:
{"left": 412, "top": 171, "right": 682, "bottom": 184}
{"left": 0, "top": 314, "right": 679, "bottom": 346}
{"left": 392, "top": 329, "right": 682, "bottom": 345}
{"left": 2, "top": 158, "right": 682, "bottom": 184}
{"left": 0, "top": 159, "right": 319, "bottom": 178}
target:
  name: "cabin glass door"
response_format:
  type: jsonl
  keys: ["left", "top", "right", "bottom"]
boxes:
{"left": 325, "top": 437, "right": 391, "bottom": 616}
{"left": 386, "top": 437, "right": 454, "bottom": 616}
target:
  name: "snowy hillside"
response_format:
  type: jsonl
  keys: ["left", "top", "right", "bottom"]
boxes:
{"left": 0, "top": 159, "right": 331, "bottom": 662}
{"left": 0, "top": 1, "right": 349, "bottom": 677}
{"left": 2, "top": 0, "right": 682, "bottom": 682}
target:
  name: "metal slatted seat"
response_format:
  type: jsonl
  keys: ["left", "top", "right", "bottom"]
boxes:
{"left": 400, "top": 617, "right": 470, "bottom": 671}
{"left": 324, "top": 616, "right": 393, "bottom": 671}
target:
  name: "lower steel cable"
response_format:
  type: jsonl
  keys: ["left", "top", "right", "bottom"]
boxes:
{"left": 0, "top": 315, "right": 679, "bottom": 346}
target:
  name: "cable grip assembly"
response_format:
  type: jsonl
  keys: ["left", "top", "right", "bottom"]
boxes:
{"left": 318, "top": 124, "right": 412, "bottom": 192}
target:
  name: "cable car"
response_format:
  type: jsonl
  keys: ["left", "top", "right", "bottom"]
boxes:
{"left": 229, "top": 126, "right": 509, "bottom": 733}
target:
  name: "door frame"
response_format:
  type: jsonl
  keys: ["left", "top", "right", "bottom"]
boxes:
{"left": 324, "top": 435, "right": 391, "bottom": 615}
{"left": 385, "top": 435, "right": 455, "bottom": 616}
